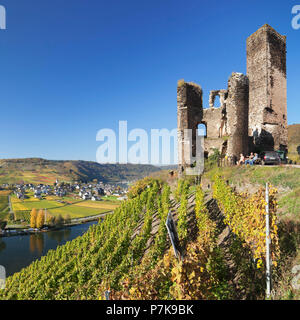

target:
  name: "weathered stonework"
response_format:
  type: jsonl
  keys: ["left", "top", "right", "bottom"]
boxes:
{"left": 226, "top": 73, "right": 249, "bottom": 158}
{"left": 247, "top": 24, "right": 288, "bottom": 152}
{"left": 177, "top": 82, "right": 203, "bottom": 174}
{"left": 209, "top": 90, "right": 228, "bottom": 109}
{"left": 201, "top": 73, "right": 249, "bottom": 159}
{"left": 177, "top": 24, "right": 288, "bottom": 176}
{"left": 178, "top": 72, "right": 249, "bottom": 175}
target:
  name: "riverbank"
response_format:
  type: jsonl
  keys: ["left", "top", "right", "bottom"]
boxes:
{"left": 0, "top": 210, "right": 113, "bottom": 238}
{"left": 0, "top": 220, "right": 99, "bottom": 277}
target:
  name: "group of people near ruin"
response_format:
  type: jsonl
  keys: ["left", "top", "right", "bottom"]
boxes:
{"left": 237, "top": 152, "right": 258, "bottom": 166}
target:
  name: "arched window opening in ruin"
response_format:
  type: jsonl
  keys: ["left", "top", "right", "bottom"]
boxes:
{"left": 198, "top": 123, "right": 207, "bottom": 138}
{"left": 214, "top": 95, "right": 221, "bottom": 108}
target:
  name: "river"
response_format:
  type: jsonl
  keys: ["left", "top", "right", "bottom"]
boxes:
{"left": 0, "top": 221, "right": 98, "bottom": 277}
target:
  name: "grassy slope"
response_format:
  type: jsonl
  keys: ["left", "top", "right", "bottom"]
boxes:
{"left": 203, "top": 165, "right": 300, "bottom": 221}
{"left": 288, "top": 124, "right": 300, "bottom": 163}
{"left": 0, "top": 158, "right": 164, "bottom": 184}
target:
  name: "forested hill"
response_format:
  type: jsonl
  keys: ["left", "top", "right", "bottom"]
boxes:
{"left": 0, "top": 158, "right": 171, "bottom": 184}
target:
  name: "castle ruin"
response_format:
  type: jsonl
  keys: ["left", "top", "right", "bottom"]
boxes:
{"left": 177, "top": 24, "right": 288, "bottom": 175}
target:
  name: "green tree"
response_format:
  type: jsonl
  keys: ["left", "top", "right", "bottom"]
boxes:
{"left": 54, "top": 214, "right": 64, "bottom": 227}
{"left": 46, "top": 213, "right": 55, "bottom": 226}
{"left": 0, "top": 220, "right": 7, "bottom": 231}
{"left": 64, "top": 214, "right": 71, "bottom": 225}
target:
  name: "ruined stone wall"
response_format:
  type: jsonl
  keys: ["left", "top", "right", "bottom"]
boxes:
{"left": 203, "top": 107, "right": 223, "bottom": 138}
{"left": 203, "top": 91, "right": 227, "bottom": 157}
{"left": 177, "top": 82, "right": 203, "bottom": 173}
{"left": 209, "top": 90, "right": 228, "bottom": 109}
{"left": 177, "top": 72, "right": 249, "bottom": 165}
{"left": 247, "top": 24, "right": 288, "bottom": 152}
{"left": 226, "top": 73, "right": 249, "bottom": 158}
{"left": 177, "top": 24, "right": 287, "bottom": 176}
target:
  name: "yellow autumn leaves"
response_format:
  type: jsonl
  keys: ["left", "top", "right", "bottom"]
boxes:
{"left": 30, "top": 208, "right": 45, "bottom": 229}
{"left": 212, "top": 175, "right": 280, "bottom": 268}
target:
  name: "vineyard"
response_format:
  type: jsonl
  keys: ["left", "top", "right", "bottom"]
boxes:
{"left": 0, "top": 191, "right": 10, "bottom": 221}
{"left": 0, "top": 175, "right": 285, "bottom": 300}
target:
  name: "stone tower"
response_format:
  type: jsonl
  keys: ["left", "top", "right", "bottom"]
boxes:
{"left": 226, "top": 73, "right": 249, "bottom": 158}
{"left": 247, "top": 24, "right": 288, "bottom": 152}
{"left": 177, "top": 81, "right": 203, "bottom": 175}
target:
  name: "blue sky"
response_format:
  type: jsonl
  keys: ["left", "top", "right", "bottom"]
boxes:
{"left": 0, "top": 0, "right": 299, "bottom": 161}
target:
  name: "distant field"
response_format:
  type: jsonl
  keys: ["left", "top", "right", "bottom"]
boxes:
{"left": 11, "top": 194, "right": 120, "bottom": 220}
{"left": 74, "top": 200, "right": 119, "bottom": 210}
{"left": 0, "top": 169, "right": 70, "bottom": 184}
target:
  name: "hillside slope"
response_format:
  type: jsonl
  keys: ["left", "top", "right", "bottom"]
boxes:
{"left": 288, "top": 124, "right": 300, "bottom": 162}
{"left": 0, "top": 158, "right": 166, "bottom": 184}
{"left": 1, "top": 166, "right": 300, "bottom": 300}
